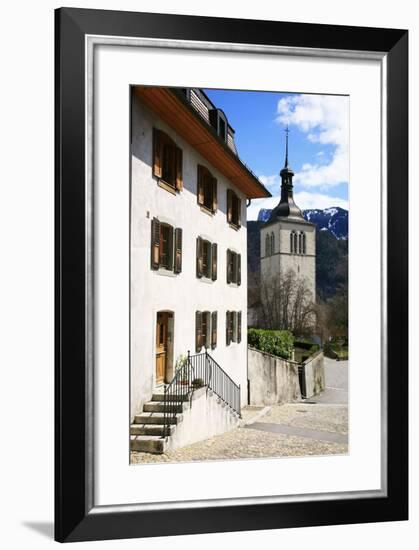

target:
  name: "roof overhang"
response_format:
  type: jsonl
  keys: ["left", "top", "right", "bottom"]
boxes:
{"left": 133, "top": 86, "right": 271, "bottom": 200}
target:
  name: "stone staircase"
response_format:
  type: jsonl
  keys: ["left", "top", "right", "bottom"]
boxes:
{"left": 130, "top": 391, "right": 189, "bottom": 454}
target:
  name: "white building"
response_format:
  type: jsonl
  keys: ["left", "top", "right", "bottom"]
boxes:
{"left": 260, "top": 131, "right": 316, "bottom": 329}
{"left": 130, "top": 87, "right": 270, "bottom": 453}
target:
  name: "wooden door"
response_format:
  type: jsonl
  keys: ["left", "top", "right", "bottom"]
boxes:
{"left": 156, "top": 312, "right": 168, "bottom": 385}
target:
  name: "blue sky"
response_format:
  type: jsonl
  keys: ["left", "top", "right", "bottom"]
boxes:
{"left": 204, "top": 89, "right": 349, "bottom": 220}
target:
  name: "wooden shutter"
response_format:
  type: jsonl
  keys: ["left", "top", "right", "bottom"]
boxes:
{"left": 226, "top": 249, "right": 231, "bottom": 283}
{"left": 237, "top": 311, "right": 242, "bottom": 343}
{"left": 211, "top": 311, "right": 217, "bottom": 349}
{"left": 211, "top": 243, "right": 217, "bottom": 281}
{"left": 195, "top": 311, "right": 202, "bottom": 352}
{"left": 226, "top": 311, "right": 230, "bottom": 346}
{"left": 150, "top": 217, "right": 160, "bottom": 270}
{"left": 196, "top": 237, "right": 203, "bottom": 278}
{"left": 166, "top": 225, "right": 174, "bottom": 270}
{"left": 237, "top": 197, "right": 242, "bottom": 227}
{"left": 237, "top": 253, "right": 241, "bottom": 286}
{"left": 227, "top": 190, "right": 233, "bottom": 223}
{"left": 174, "top": 227, "right": 183, "bottom": 274}
{"left": 152, "top": 128, "right": 162, "bottom": 178}
{"left": 212, "top": 177, "right": 218, "bottom": 212}
{"left": 197, "top": 165, "right": 204, "bottom": 206}
{"left": 175, "top": 146, "right": 183, "bottom": 191}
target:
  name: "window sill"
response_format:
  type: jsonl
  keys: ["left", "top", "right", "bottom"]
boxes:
{"left": 199, "top": 205, "right": 216, "bottom": 217}
{"left": 227, "top": 282, "right": 240, "bottom": 287}
{"left": 157, "top": 179, "right": 178, "bottom": 195}
{"left": 155, "top": 268, "right": 178, "bottom": 278}
{"left": 198, "top": 276, "right": 215, "bottom": 285}
{"left": 228, "top": 222, "right": 241, "bottom": 231}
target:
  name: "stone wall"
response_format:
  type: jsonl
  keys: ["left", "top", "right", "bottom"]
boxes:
{"left": 301, "top": 350, "right": 325, "bottom": 398}
{"left": 247, "top": 347, "right": 301, "bottom": 406}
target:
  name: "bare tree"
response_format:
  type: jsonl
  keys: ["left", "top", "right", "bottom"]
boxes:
{"left": 259, "top": 268, "right": 315, "bottom": 336}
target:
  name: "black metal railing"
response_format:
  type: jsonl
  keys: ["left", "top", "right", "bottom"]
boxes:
{"left": 162, "top": 349, "right": 241, "bottom": 439}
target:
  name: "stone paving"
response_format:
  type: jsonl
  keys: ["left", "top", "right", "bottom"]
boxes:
{"left": 130, "top": 402, "right": 348, "bottom": 465}
{"left": 130, "top": 357, "right": 349, "bottom": 465}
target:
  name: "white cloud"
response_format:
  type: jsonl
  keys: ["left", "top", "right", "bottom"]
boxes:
{"left": 276, "top": 94, "right": 349, "bottom": 189}
{"left": 247, "top": 192, "right": 348, "bottom": 221}
{"left": 293, "top": 191, "right": 348, "bottom": 211}
{"left": 259, "top": 174, "right": 280, "bottom": 192}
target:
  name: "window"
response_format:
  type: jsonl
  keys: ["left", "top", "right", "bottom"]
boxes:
{"left": 196, "top": 310, "right": 217, "bottom": 352}
{"left": 226, "top": 311, "right": 242, "bottom": 346}
{"left": 290, "top": 230, "right": 306, "bottom": 255}
{"left": 150, "top": 218, "right": 182, "bottom": 273}
{"left": 197, "top": 165, "right": 217, "bottom": 213}
{"left": 227, "top": 189, "right": 241, "bottom": 228}
{"left": 290, "top": 231, "right": 299, "bottom": 254}
{"left": 271, "top": 232, "right": 275, "bottom": 255}
{"left": 209, "top": 109, "right": 228, "bottom": 142}
{"left": 153, "top": 128, "right": 183, "bottom": 192}
{"left": 196, "top": 236, "right": 217, "bottom": 280}
{"left": 227, "top": 249, "right": 241, "bottom": 285}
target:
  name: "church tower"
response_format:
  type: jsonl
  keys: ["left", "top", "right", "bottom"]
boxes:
{"left": 260, "top": 129, "right": 316, "bottom": 327}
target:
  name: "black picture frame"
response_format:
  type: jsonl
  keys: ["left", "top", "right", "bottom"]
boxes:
{"left": 55, "top": 7, "right": 408, "bottom": 543}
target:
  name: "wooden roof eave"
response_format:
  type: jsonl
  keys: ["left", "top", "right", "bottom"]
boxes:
{"left": 133, "top": 86, "right": 271, "bottom": 200}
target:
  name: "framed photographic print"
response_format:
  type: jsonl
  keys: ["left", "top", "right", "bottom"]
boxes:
{"left": 55, "top": 7, "right": 408, "bottom": 542}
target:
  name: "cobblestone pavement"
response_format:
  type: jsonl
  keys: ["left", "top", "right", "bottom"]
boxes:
{"left": 258, "top": 403, "right": 348, "bottom": 435}
{"left": 130, "top": 401, "right": 348, "bottom": 465}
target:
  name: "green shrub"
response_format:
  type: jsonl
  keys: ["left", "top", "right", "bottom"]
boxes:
{"left": 248, "top": 329, "right": 294, "bottom": 360}
{"left": 294, "top": 340, "right": 320, "bottom": 354}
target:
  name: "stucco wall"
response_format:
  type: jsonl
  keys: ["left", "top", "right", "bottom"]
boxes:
{"left": 247, "top": 347, "right": 301, "bottom": 405}
{"left": 167, "top": 387, "right": 240, "bottom": 451}
{"left": 130, "top": 97, "right": 248, "bottom": 419}
{"left": 302, "top": 351, "right": 325, "bottom": 398}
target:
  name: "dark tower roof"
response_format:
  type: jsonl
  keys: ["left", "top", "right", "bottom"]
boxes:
{"left": 267, "top": 127, "right": 307, "bottom": 224}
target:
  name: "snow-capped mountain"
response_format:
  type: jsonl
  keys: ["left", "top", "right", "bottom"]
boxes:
{"left": 257, "top": 206, "right": 348, "bottom": 239}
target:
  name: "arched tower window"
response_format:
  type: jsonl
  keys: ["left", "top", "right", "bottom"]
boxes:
{"left": 293, "top": 232, "right": 298, "bottom": 254}
{"left": 302, "top": 232, "right": 306, "bottom": 254}
{"left": 265, "top": 233, "right": 270, "bottom": 256}
{"left": 298, "top": 233, "right": 302, "bottom": 254}
{"left": 290, "top": 232, "right": 294, "bottom": 253}
{"left": 271, "top": 232, "right": 275, "bottom": 255}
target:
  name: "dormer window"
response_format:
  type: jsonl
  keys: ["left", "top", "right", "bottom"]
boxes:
{"left": 209, "top": 108, "right": 228, "bottom": 142}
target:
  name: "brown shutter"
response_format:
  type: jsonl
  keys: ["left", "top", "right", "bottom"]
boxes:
{"left": 211, "top": 243, "right": 217, "bottom": 281}
{"left": 226, "top": 311, "right": 230, "bottom": 346}
{"left": 150, "top": 217, "right": 160, "bottom": 270}
{"left": 197, "top": 165, "right": 204, "bottom": 206}
{"left": 152, "top": 128, "right": 162, "bottom": 178}
{"left": 166, "top": 225, "right": 174, "bottom": 270}
{"left": 237, "top": 253, "right": 241, "bottom": 286}
{"left": 195, "top": 311, "right": 202, "bottom": 352}
{"left": 174, "top": 227, "right": 183, "bottom": 274}
{"left": 226, "top": 249, "right": 231, "bottom": 284}
{"left": 211, "top": 311, "right": 217, "bottom": 349}
{"left": 237, "top": 311, "right": 242, "bottom": 343}
{"left": 237, "top": 197, "right": 242, "bottom": 227}
{"left": 175, "top": 147, "right": 183, "bottom": 191}
{"left": 212, "top": 177, "right": 218, "bottom": 212}
{"left": 227, "top": 190, "right": 233, "bottom": 223}
{"left": 196, "top": 237, "right": 203, "bottom": 278}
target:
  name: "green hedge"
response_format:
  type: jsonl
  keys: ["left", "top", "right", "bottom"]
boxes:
{"left": 248, "top": 329, "right": 294, "bottom": 360}
{"left": 294, "top": 340, "right": 320, "bottom": 354}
